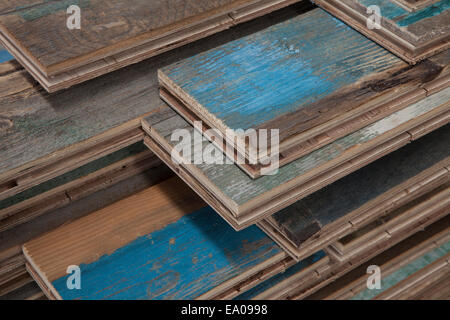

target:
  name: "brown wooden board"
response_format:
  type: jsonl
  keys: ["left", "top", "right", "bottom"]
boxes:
{"left": 251, "top": 215, "right": 450, "bottom": 299}
{"left": 262, "top": 125, "right": 450, "bottom": 260}
{"left": 0, "top": 0, "right": 306, "bottom": 92}
{"left": 314, "top": 0, "right": 450, "bottom": 64}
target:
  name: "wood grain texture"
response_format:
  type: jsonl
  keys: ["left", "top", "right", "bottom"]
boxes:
{"left": 0, "top": 0, "right": 304, "bottom": 91}
{"left": 159, "top": 8, "right": 450, "bottom": 172}
{"left": 314, "top": 0, "right": 450, "bottom": 63}
{"left": 352, "top": 241, "right": 450, "bottom": 299}
{"left": 23, "top": 177, "right": 288, "bottom": 300}
{"left": 267, "top": 215, "right": 450, "bottom": 300}
{"left": 143, "top": 86, "right": 450, "bottom": 229}
{"left": 310, "top": 220, "right": 450, "bottom": 300}
{"left": 266, "top": 125, "right": 450, "bottom": 259}
{"left": 0, "top": 3, "right": 305, "bottom": 201}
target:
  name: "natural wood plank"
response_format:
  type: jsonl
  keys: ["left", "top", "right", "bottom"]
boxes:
{"left": 0, "top": 0, "right": 306, "bottom": 91}
{"left": 142, "top": 87, "right": 450, "bottom": 230}
{"left": 23, "top": 176, "right": 291, "bottom": 300}
{"left": 263, "top": 125, "right": 450, "bottom": 260}
{"left": 160, "top": 9, "right": 449, "bottom": 176}
{"left": 310, "top": 221, "right": 450, "bottom": 300}
{"left": 261, "top": 215, "right": 450, "bottom": 299}
{"left": 315, "top": 0, "right": 450, "bottom": 64}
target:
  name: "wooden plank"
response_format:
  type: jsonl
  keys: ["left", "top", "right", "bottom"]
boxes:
{"left": 311, "top": 220, "right": 450, "bottom": 300}
{"left": 263, "top": 125, "right": 450, "bottom": 260}
{"left": 0, "top": 0, "right": 307, "bottom": 92}
{"left": 327, "top": 184, "right": 450, "bottom": 262}
{"left": 0, "top": 3, "right": 305, "bottom": 202}
{"left": 142, "top": 87, "right": 450, "bottom": 230}
{"left": 160, "top": 9, "right": 449, "bottom": 176}
{"left": 23, "top": 176, "right": 291, "bottom": 300}
{"left": 314, "top": 0, "right": 450, "bottom": 64}
{"left": 0, "top": 165, "right": 174, "bottom": 299}
{"left": 261, "top": 215, "right": 450, "bottom": 299}
{"left": 374, "top": 253, "right": 450, "bottom": 300}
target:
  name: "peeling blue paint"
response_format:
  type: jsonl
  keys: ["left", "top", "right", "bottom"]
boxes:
{"left": 0, "top": 50, "right": 13, "bottom": 63}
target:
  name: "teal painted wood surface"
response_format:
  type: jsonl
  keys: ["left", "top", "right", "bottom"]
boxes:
{"left": 161, "top": 8, "right": 403, "bottom": 131}
{"left": 272, "top": 124, "right": 450, "bottom": 245}
{"left": 0, "top": 49, "right": 13, "bottom": 62}
{"left": 351, "top": 240, "right": 450, "bottom": 300}
{"left": 235, "top": 250, "right": 326, "bottom": 300}
{"left": 359, "top": 0, "right": 449, "bottom": 26}
{"left": 149, "top": 86, "right": 450, "bottom": 208}
{"left": 52, "top": 206, "right": 283, "bottom": 300}
{"left": 0, "top": 142, "right": 147, "bottom": 210}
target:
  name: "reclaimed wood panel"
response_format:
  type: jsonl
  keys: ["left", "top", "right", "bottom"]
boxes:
{"left": 0, "top": 0, "right": 306, "bottom": 91}
{"left": 315, "top": 0, "right": 450, "bottom": 63}
{"left": 265, "top": 125, "right": 450, "bottom": 259}
{"left": 160, "top": 8, "right": 449, "bottom": 176}
{"left": 0, "top": 3, "right": 304, "bottom": 202}
{"left": 353, "top": 241, "right": 450, "bottom": 299}
{"left": 142, "top": 86, "right": 450, "bottom": 229}
{"left": 159, "top": 9, "right": 450, "bottom": 175}
{"left": 266, "top": 214, "right": 450, "bottom": 300}
{"left": 23, "top": 177, "right": 289, "bottom": 300}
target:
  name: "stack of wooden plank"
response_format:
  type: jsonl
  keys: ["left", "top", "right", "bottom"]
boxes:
{"left": 0, "top": 0, "right": 448, "bottom": 300}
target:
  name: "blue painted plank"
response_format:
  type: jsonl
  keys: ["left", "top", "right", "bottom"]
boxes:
{"left": 359, "top": 0, "right": 450, "bottom": 27}
{"left": 161, "top": 8, "right": 402, "bottom": 131}
{"left": 0, "top": 50, "right": 13, "bottom": 63}
{"left": 49, "top": 206, "right": 282, "bottom": 300}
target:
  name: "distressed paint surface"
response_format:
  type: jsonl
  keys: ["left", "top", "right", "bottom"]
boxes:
{"left": 235, "top": 250, "right": 326, "bottom": 300}
{"left": 0, "top": 142, "right": 147, "bottom": 210}
{"left": 154, "top": 87, "right": 450, "bottom": 206}
{"left": 162, "top": 9, "right": 402, "bottom": 130}
{"left": 359, "top": 0, "right": 450, "bottom": 26}
{"left": 272, "top": 124, "right": 450, "bottom": 241}
{"left": 0, "top": 49, "right": 13, "bottom": 62}
{"left": 352, "top": 240, "right": 450, "bottom": 300}
{"left": 52, "top": 206, "right": 282, "bottom": 300}
{"left": 0, "top": 4, "right": 303, "bottom": 177}
{"left": 0, "top": 0, "right": 242, "bottom": 67}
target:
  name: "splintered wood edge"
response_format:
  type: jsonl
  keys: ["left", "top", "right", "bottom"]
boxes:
{"left": 315, "top": 0, "right": 450, "bottom": 64}
{"left": 0, "top": 0, "right": 301, "bottom": 92}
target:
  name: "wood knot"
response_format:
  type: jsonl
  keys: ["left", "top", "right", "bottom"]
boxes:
{"left": 0, "top": 118, "right": 13, "bottom": 132}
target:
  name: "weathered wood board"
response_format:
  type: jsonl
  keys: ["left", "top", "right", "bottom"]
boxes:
{"left": 142, "top": 87, "right": 450, "bottom": 230}
{"left": 350, "top": 238, "right": 450, "bottom": 300}
{"left": 314, "top": 0, "right": 450, "bottom": 64}
{"left": 311, "top": 219, "right": 450, "bottom": 300}
{"left": 256, "top": 214, "right": 450, "bottom": 299}
{"left": 326, "top": 184, "right": 450, "bottom": 261}
{"left": 159, "top": 8, "right": 449, "bottom": 176}
{"left": 0, "top": 0, "right": 306, "bottom": 92}
{"left": 23, "top": 177, "right": 293, "bottom": 300}
{"left": 263, "top": 124, "right": 450, "bottom": 260}
{"left": 0, "top": 4, "right": 305, "bottom": 202}
{"left": 0, "top": 163, "right": 174, "bottom": 300}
